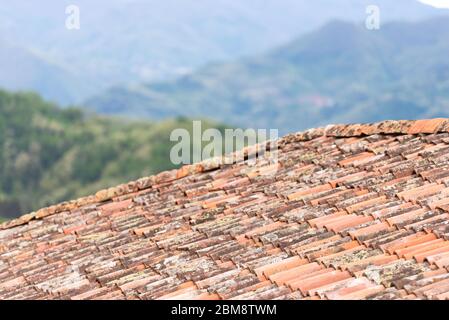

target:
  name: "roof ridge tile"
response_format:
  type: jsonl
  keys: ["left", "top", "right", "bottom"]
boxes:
{"left": 2, "top": 118, "right": 449, "bottom": 230}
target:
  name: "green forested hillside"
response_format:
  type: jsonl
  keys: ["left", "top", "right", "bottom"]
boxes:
{"left": 0, "top": 90, "right": 227, "bottom": 219}
{"left": 86, "top": 17, "right": 449, "bottom": 134}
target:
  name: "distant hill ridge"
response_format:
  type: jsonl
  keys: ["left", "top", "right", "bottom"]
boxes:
{"left": 0, "top": 0, "right": 447, "bottom": 104}
{"left": 85, "top": 17, "right": 449, "bottom": 134}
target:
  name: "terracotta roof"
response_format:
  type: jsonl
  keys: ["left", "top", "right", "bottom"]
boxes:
{"left": 3, "top": 118, "right": 449, "bottom": 300}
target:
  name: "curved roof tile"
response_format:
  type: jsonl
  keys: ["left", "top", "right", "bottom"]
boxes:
{"left": 2, "top": 118, "right": 449, "bottom": 300}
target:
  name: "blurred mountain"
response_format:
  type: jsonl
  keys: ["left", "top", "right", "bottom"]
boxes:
{"left": 0, "top": 89, "right": 227, "bottom": 219}
{"left": 0, "top": 39, "right": 91, "bottom": 104}
{"left": 85, "top": 17, "right": 449, "bottom": 134}
{"left": 0, "top": 0, "right": 447, "bottom": 104}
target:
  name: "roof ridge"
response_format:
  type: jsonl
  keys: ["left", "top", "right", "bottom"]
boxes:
{"left": 2, "top": 118, "right": 448, "bottom": 230}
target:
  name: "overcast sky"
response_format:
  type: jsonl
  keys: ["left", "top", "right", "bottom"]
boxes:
{"left": 419, "top": 0, "right": 449, "bottom": 8}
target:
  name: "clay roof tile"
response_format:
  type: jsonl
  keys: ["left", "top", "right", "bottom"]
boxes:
{"left": 3, "top": 118, "right": 449, "bottom": 300}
